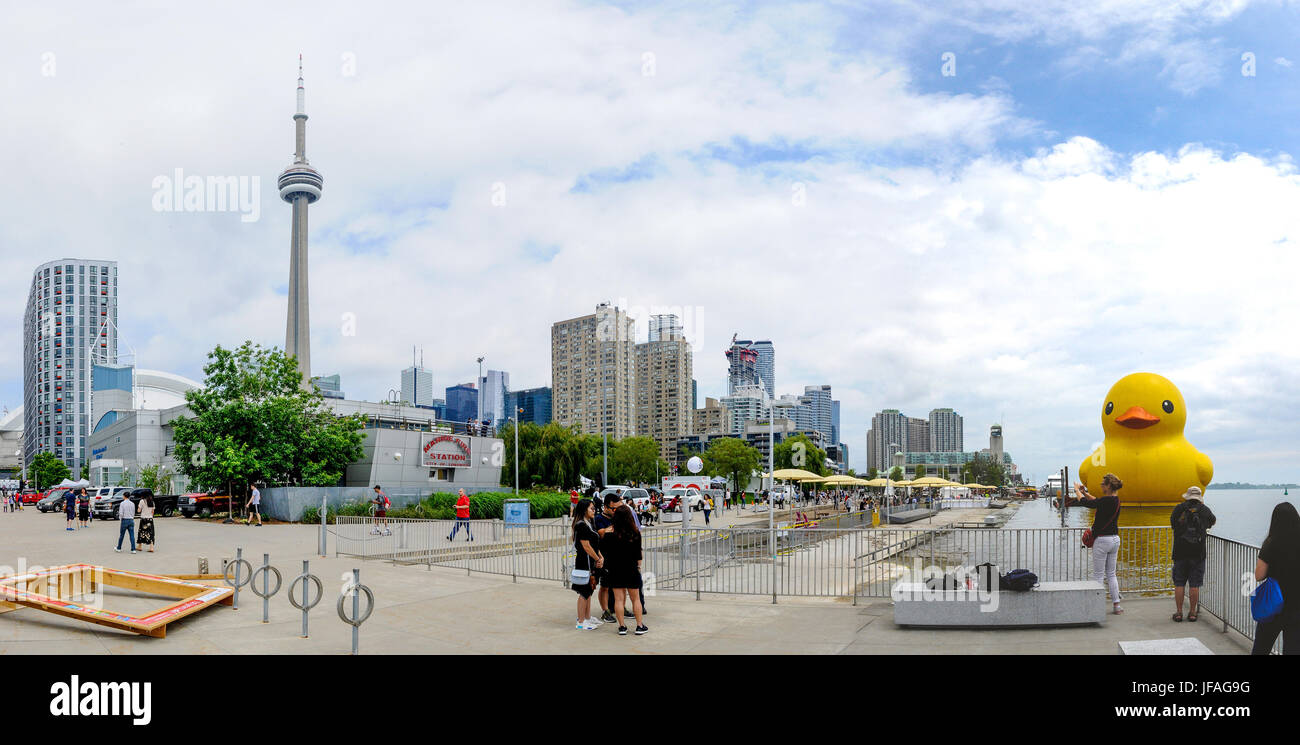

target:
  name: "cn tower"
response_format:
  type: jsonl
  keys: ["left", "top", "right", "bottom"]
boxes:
{"left": 277, "top": 55, "right": 324, "bottom": 387}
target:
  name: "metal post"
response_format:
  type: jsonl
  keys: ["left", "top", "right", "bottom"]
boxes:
{"left": 1221, "top": 540, "right": 1229, "bottom": 633}
{"left": 1059, "top": 467, "right": 1066, "bottom": 527}
{"left": 234, "top": 547, "right": 244, "bottom": 609}
{"left": 318, "top": 494, "right": 327, "bottom": 557}
{"left": 351, "top": 568, "right": 360, "bottom": 655}
{"left": 511, "top": 523, "right": 517, "bottom": 583}
{"left": 695, "top": 529, "right": 700, "bottom": 601}
{"left": 261, "top": 554, "right": 270, "bottom": 623}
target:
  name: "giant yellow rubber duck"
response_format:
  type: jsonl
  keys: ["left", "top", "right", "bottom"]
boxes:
{"left": 1079, "top": 372, "right": 1213, "bottom": 507}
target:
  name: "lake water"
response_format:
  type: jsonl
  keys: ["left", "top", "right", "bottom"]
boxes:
{"left": 1005, "top": 488, "right": 1293, "bottom": 546}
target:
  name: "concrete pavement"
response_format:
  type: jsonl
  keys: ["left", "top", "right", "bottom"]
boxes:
{"left": 0, "top": 509, "right": 1255, "bottom": 654}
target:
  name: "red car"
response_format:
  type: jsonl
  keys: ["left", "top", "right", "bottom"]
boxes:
{"left": 19, "top": 490, "right": 43, "bottom": 504}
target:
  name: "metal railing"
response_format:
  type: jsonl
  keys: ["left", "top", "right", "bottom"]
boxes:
{"left": 328, "top": 516, "right": 1271, "bottom": 643}
{"left": 1201, "top": 534, "right": 1276, "bottom": 653}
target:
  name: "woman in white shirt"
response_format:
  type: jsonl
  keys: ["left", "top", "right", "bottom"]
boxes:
{"left": 137, "top": 493, "right": 157, "bottom": 553}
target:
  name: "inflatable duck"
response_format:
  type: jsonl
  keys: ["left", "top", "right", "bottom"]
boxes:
{"left": 1078, "top": 372, "right": 1213, "bottom": 506}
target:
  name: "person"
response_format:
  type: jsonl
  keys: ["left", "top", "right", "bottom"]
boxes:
{"left": 137, "top": 493, "right": 156, "bottom": 553}
{"left": 600, "top": 504, "right": 648, "bottom": 635}
{"left": 1074, "top": 474, "right": 1123, "bottom": 614}
{"left": 593, "top": 493, "right": 620, "bottom": 623}
{"left": 77, "top": 488, "right": 90, "bottom": 527}
{"left": 245, "top": 482, "right": 262, "bottom": 526}
{"left": 448, "top": 488, "right": 473, "bottom": 541}
{"left": 571, "top": 498, "right": 603, "bottom": 630}
{"left": 114, "top": 492, "right": 137, "bottom": 554}
{"left": 568, "top": 487, "right": 581, "bottom": 520}
{"left": 1169, "top": 486, "right": 1216, "bottom": 622}
{"left": 1253, "top": 502, "right": 1300, "bottom": 654}
{"left": 64, "top": 488, "right": 76, "bottom": 531}
{"left": 702, "top": 495, "right": 712, "bottom": 526}
{"left": 370, "top": 485, "right": 391, "bottom": 536}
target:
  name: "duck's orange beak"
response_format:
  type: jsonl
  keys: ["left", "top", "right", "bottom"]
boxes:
{"left": 1115, "top": 406, "right": 1160, "bottom": 429}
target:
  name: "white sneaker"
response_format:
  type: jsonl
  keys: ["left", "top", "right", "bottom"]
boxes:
{"left": 586, "top": 616, "right": 604, "bottom": 625}
{"left": 370, "top": 529, "right": 381, "bottom": 535}
{"left": 576, "top": 620, "right": 598, "bottom": 630}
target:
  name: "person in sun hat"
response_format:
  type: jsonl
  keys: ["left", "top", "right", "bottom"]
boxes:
{"left": 1169, "top": 485, "right": 1216, "bottom": 622}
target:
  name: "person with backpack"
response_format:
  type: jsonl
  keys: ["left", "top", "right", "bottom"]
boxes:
{"left": 1253, "top": 502, "right": 1300, "bottom": 654}
{"left": 1169, "top": 486, "right": 1216, "bottom": 622}
{"left": 371, "top": 485, "right": 392, "bottom": 536}
{"left": 1074, "top": 474, "right": 1124, "bottom": 614}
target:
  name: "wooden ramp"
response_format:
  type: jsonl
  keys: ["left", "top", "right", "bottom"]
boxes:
{"left": 0, "top": 564, "right": 233, "bottom": 638}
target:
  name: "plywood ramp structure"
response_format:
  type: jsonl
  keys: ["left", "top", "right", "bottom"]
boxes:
{"left": 0, "top": 564, "right": 234, "bottom": 638}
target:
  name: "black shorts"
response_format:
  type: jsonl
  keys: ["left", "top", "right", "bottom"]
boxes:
{"left": 1172, "top": 558, "right": 1206, "bottom": 588}
{"left": 571, "top": 578, "right": 594, "bottom": 598}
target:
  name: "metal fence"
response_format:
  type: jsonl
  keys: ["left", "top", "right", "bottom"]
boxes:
{"left": 329, "top": 517, "right": 1270, "bottom": 638}
{"left": 1201, "top": 535, "right": 1275, "bottom": 653}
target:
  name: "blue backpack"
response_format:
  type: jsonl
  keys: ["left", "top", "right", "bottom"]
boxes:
{"left": 1000, "top": 569, "right": 1039, "bottom": 592}
{"left": 1251, "top": 577, "right": 1284, "bottom": 623}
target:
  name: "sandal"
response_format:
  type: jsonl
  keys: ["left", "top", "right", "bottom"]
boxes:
{"left": 1172, "top": 612, "right": 1183, "bottom": 622}
{"left": 1188, "top": 611, "right": 1198, "bottom": 622}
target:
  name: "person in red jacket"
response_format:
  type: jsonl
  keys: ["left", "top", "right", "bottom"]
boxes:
{"left": 448, "top": 489, "right": 473, "bottom": 542}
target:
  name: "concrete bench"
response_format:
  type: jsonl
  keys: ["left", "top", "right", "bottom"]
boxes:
{"left": 885, "top": 509, "right": 935, "bottom": 524}
{"left": 893, "top": 580, "right": 1105, "bottom": 628}
{"left": 1118, "top": 638, "right": 1214, "bottom": 655}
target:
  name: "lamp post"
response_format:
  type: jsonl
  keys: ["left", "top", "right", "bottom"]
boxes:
{"left": 476, "top": 357, "right": 485, "bottom": 426}
{"left": 768, "top": 397, "right": 795, "bottom": 600}
{"left": 513, "top": 408, "right": 521, "bottom": 498}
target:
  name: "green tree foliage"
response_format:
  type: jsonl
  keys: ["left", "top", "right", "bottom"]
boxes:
{"left": 888, "top": 465, "right": 904, "bottom": 481}
{"left": 702, "top": 438, "right": 762, "bottom": 494}
{"left": 774, "top": 434, "right": 828, "bottom": 476}
{"left": 867, "top": 467, "right": 879, "bottom": 480}
{"left": 31, "top": 451, "right": 71, "bottom": 490}
{"left": 960, "top": 454, "right": 1006, "bottom": 487}
{"left": 608, "top": 436, "right": 665, "bottom": 485}
{"left": 913, "top": 464, "right": 926, "bottom": 479}
{"left": 172, "top": 342, "right": 365, "bottom": 494}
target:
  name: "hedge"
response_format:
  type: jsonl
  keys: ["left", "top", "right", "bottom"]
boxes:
{"left": 300, "top": 490, "right": 569, "bottom": 523}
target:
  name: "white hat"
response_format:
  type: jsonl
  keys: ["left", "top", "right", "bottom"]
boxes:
{"left": 1182, "top": 486, "right": 1203, "bottom": 501}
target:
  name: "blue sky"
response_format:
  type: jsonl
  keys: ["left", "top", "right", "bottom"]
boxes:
{"left": 3, "top": 0, "right": 1300, "bottom": 484}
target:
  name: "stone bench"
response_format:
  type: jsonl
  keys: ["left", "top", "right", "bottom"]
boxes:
{"left": 893, "top": 580, "right": 1105, "bottom": 628}
{"left": 1118, "top": 638, "right": 1214, "bottom": 655}
{"left": 885, "top": 509, "right": 935, "bottom": 524}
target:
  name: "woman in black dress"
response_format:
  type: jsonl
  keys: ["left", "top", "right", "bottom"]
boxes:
{"left": 137, "top": 493, "right": 156, "bottom": 553}
{"left": 599, "top": 505, "right": 647, "bottom": 636}
{"left": 571, "top": 499, "right": 602, "bottom": 630}
{"left": 1253, "top": 502, "right": 1300, "bottom": 654}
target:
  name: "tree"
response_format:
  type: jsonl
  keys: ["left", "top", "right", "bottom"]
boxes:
{"left": 774, "top": 434, "right": 828, "bottom": 475}
{"left": 608, "top": 436, "right": 662, "bottom": 485}
{"left": 138, "top": 464, "right": 161, "bottom": 492}
{"left": 172, "top": 342, "right": 365, "bottom": 495}
{"left": 702, "top": 438, "right": 762, "bottom": 495}
{"left": 913, "top": 464, "right": 926, "bottom": 479}
{"left": 867, "top": 467, "right": 879, "bottom": 480}
{"left": 961, "top": 454, "right": 1006, "bottom": 487}
{"left": 888, "top": 465, "right": 904, "bottom": 481}
{"left": 31, "top": 451, "right": 71, "bottom": 490}
{"left": 80, "top": 463, "right": 89, "bottom": 481}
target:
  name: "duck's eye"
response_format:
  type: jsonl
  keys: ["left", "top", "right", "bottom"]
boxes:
{"left": 1105, "top": 402, "right": 1113, "bottom": 415}
{"left": 1162, "top": 400, "right": 1174, "bottom": 414}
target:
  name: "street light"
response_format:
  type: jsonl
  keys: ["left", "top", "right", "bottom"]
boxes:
{"left": 513, "top": 407, "right": 522, "bottom": 498}
{"left": 768, "top": 397, "right": 796, "bottom": 587}
{"left": 476, "top": 356, "right": 485, "bottom": 426}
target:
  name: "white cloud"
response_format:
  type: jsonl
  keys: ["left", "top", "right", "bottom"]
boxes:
{"left": 0, "top": 2, "right": 1296, "bottom": 483}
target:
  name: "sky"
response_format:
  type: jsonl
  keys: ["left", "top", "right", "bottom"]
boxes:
{"left": 2, "top": 0, "right": 1300, "bottom": 484}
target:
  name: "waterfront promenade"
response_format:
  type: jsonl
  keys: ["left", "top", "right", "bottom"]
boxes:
{"left": 0, "top": 510, "right": 1254, "bottom": 654}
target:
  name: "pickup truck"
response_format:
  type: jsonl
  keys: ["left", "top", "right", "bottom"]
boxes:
{"left": 92, "top": 488, "right": 180, "bottom": 519}
{"left": 179, "top": 491, "right": 235, "bottom": 519}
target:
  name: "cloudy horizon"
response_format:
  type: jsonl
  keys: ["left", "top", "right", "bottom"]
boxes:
{"left": 3, "top": 1, "right": 1299, "bottom": 484}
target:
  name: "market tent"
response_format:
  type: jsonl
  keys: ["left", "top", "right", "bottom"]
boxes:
{"left": 909, "top": 476, "right": 961, "bottom": 488}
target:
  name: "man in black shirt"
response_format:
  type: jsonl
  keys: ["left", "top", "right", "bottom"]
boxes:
{"left": 593, "top": 493, "right": 620, "bottom": 624}
{"left": 1170, "top": 486, "right": 1216, "bottom": 622}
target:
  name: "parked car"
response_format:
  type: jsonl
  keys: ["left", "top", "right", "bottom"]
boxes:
{"left": 92, "top": 488, "right": 171, "bottom": 520}
{"left": 179, "top": 491, "right": 235, "bottom": 519}
{"left": 665, "top": 487, "right": 706, "bottom": 511}
{"left": 36, "top": 488, "right": 73, "bottom": 513}
{"left": 19, "top": 490, "right": 44, "bottom": 505}
{"left": 87, "top": 486, "right": 131, "bottom": 514}
{"left": 622, "top": 488, "right": 651, "bottom": 509}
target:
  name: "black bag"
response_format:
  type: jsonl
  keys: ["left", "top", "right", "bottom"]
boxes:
{"left": 1177, "top": 504, "right": 1207, "bottom": 545}
{"left": 975, "top": 562, "right": 999, "bottom": 590}
{"left": 1000, "top": 569, "right": 1038, "bottom": 591}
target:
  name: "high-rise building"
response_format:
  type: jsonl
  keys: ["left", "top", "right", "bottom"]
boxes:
{"left": 725, "top": 339, "right": 761, "bottom": 395}
{"left": 648, "top": 314, "right": 684, "bottom": 342}
{"left": 831, "top": 399, "right": 841, "bottom": 449}
{"left": 635, "top": 316, "right": 693, "bottom": 461}
{"left": 311, "top": 374, "right": 345, "bottom": 399}
{"left": 401, "top": 365, "right": 434, "bottom": 407}
{"left": 445, "top": 383, "right": 478, "bottom": 423}
{"left": 866, "top": 408, "right": 907, "bottom": 473}
{"left": 505, "top": 387, "right": 552, "bottom": 425}
{"left": 928, "top": 408, "right": 964, "bottom": 452}
{"left": 801, "top": 385, "right": 834, "bottom": 441}
{"left": 989, "top": 424, "right": 1004, "bottom": 464}
{"left": 907, "top": 417, "right": 930, "bottom": 456}
{"left": 278, "top": 56, "right": 325, "bottom": 388}
{"left": 478, "top": 370, "right": 509, "bottom": 426}
{"left": 692, "top": 397, "right": 729, "bottom": 437}
{"left": 751, "top": 340, "right": 775, "bottom": 399}
{"left": 720, "top": 385, "right": 767, "bottom": 435}
{"left": 23, "top": 259, "right": 119, "bottom": 475}
{"left": 692, "top": 379, "right": 698, "bottom": 410}
{"left": 552, "top": 303, "right": 636, "bottom": 439}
